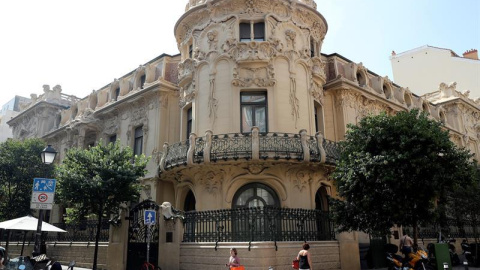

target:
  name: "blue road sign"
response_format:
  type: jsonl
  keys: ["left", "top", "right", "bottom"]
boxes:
{"left": 144, "top": 210, "right": 156, "bottom": 225}
{"left": 33, "top": 178, "right": 56, "bottom": 193}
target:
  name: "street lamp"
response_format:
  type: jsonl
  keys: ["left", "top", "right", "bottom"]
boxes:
{"left": 33, "top": 145, "right": 57, "bottom": 256}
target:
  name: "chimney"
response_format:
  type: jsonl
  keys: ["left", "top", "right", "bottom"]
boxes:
{"left": 463, "top": 49, "right": 478, "bottom": 60}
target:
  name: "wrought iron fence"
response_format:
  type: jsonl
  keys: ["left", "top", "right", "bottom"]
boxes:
{"left": 182, "top": 207, "right": 335, "bottom": 243}
{"left": 409, "top": 218, "right": 480, "bottom": 239}
{"left": 3, "top": 220, "right": 110, "bottom": 243}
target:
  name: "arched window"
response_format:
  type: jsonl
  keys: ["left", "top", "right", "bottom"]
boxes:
{"left": 232, "top": 183, "right": 279, "bottom": 208}
{"left": 184, "top": 190, "right": 196, "bottom": 212}
{"left": 232, "top": 183, "right": 280, "bottom": 241}
{"left": 315, "top": 186, "right": 331, "bottom": 240}
{"left": 356, "top": 72, "right": 366, "bottom": 87}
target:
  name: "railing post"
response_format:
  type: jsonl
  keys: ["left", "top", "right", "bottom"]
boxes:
{"left": 204, "top": 130, "right": 213, "bottom": 163}
{"left": 187, "top": 133, "right": 197, "bottom": 165}
{"left": 315, "top": 132, "right": 326, "bottom": 163}
{"left": 159, "top": 142, "right": 169, "bottom": 171}
{"left": 300, "top": 129, "right": 310, "bottom": 162}
{"left": 251, "top": 127, "right": 260, "bottom": 160}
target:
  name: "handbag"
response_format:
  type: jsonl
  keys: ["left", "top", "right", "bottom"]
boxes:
{"left": 231, "top": 266, "right": 245, "bottom": 270}
{"left": 292, "top": 259, "right": 299, "bottom": 269}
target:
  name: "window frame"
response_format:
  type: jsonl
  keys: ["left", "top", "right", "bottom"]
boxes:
{"left": 239, "top": 21, "right": 265, "bottom": 42}
{"left": 240, "top": 91, "right": 268, "bottom": 133}
{"left": 133, "top": 126, "right": 143, "bottom": 156}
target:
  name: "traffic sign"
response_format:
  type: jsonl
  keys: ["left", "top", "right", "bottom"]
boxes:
{"left": 144, "top": 210, "right": 156, "bottom": 225}
{"left": 31, "top": 192, "right": 55, "bottom": 204}
{"left": 33, "top": 178, "right": 56, "bottom": 193}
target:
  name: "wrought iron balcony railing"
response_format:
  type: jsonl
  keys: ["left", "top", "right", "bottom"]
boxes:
{"left": 160, "top": 128, "right": 340, "bottom": 171}
{"left": 182, "top": 207, "right": 335, "bottom": 249}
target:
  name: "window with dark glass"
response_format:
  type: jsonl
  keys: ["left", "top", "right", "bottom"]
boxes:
{"left": 241, "top": 92, "right": 267, "bottom": 133}
{"left": 140, "top": 74, "right": 146, "bottom": 89}
{"left": 114, "top": 87, "right": 120, "bottom": 101}
{"left": 134, "top": 126, "right": 143, "bottom": 156}
{"left": 232, "top": 183, "right": 280, "bottom": 241}
{"left": 189, "top": 45, "right": 193, "bottom": 58}
{"left": 310, "top": 39, "right": 315, "bottom": 57}
{"left": 109, "top": 134, "right": 117, "bottom": 144}
{"left": 239, "top": 22, "right": 265, "bottom": 42}
{"left": 186, "top": 107, "right": 192, "bottom": 139}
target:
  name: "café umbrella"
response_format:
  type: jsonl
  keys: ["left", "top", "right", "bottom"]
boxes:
{"left": 0, "top": 216, "right": 66, "bottom": 255}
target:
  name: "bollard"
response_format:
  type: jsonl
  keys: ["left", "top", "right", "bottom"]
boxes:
{"left": 443, "top": 262, "right": 449, "bottom": 269}
{"left": 464, "top": 260, "right": 469, "bottom": 270}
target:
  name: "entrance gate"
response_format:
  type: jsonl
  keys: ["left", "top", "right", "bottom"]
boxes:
{"left": 126, "top": 200, "right": 160, "bottom": 270}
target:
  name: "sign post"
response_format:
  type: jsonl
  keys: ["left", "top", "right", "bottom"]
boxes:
{"left": 31, "top": 178, "right": 56, "bottom": 256}
{"left": 144, "top": 210, "right": 156, "bottom": 264}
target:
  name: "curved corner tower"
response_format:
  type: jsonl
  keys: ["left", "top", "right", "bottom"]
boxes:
{"left": 175, "top": 0, "right": 328, "bottom": 136}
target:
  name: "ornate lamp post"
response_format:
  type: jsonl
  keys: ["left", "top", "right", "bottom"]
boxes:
{"left": 33, "top": 145, "right": 57, "bottom": 256}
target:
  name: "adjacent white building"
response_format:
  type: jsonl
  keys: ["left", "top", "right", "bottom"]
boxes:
{"left": 0, "top": 96, "right": 30, "bottom": 142}
{"left": 390, "top": 45, "right": 480, "bottom": 98}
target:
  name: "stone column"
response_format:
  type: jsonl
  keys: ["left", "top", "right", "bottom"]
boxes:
{"left": 338, "top": 232, "right": 361, "bottom": 270}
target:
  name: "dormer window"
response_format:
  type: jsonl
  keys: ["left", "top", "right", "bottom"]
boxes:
{"left": 114, "top": 87, "right": 120, "bottom": 101}
{"left": 240, "top": 22, "right": 265, "bottom": 42}
{"left": 140, "top": 74, "right": 146, "bottom": 89}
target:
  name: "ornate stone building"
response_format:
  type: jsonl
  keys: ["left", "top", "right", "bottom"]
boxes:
{"left": 7, "top": 0, "right": 480, "bottom": 269}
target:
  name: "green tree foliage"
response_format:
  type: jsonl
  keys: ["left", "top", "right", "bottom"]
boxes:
{"left": 0, "top": 139, "right": 54, "bottom": 220}
{"left": 331, "top": 109, "right": 476, "bottom": 243}
{"left": 56, "top": 141, "right": 148, "bottom": 270}
{"left": 446, "top": 169, "right": 480, "bottom": 242}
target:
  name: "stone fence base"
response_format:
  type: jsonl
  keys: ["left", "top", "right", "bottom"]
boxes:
{"left": 5, "top": 241, "right": 108, "bottom": 269}
{"left": 179, "top": 241, "right": 341, "bottom": 270}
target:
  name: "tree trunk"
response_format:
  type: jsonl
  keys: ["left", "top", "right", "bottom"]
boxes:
{"left": 93, "top": 211, "right": 103, "bottom": 270}
{"left": 413, "top": 219, "right": 418, "bottom": 246}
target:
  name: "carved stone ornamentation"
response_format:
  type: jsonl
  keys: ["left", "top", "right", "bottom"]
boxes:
{"left": 290, "top": 76, "right": 300, "bottom": 128}
{"left": 208, "top": 77, "right": 219, "bottom": 128}
{"left": 104, "top": 115, "right": 119, "bottom": 135}
{"left": 179, "top": 81, "right": 196, "bottom": 107}
{"left": 207, "top": 30, "right": 218, "bottom": 51}
{"left": 197, "top": 171, "right": 222, "bottom": 194}
{"left": 232, "top": 65, "right": 276, "bottom": 87}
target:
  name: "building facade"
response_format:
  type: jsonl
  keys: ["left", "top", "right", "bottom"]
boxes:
{"left": 391, "top": 45, "right": 480, "bottom": 97}
{"left": 7, "top": 1, "right": 480, "bottom": 270}
{"left": 0, "top": 95, "right": 30, "bottom": 142}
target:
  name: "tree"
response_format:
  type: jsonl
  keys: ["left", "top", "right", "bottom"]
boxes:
{"left": 331, "top": 109, "right": 477, "bottom": 243}
{"left": 56, "top": 141, "right": 148, "bottom": 270}
{"left": 0, "top": 138, "right": 54, "bottom": 220}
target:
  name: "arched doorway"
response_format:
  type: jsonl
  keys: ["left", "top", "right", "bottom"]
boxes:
{"left": 315, "top": 186, "right": 331, "bottom": 240}
{"left": 232, "top": 183, "right": 280, "bottom": 241}
{"left": 183, "top": 190, "right": 196, "bottom": 240}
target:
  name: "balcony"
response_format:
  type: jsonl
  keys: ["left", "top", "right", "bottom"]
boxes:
{"left": 159, "top": 128, "right": 341, "bottom": 172}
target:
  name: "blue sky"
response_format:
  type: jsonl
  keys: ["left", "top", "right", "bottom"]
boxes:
{"left": 0, "top": 0, "right": 478, "bottom": 107}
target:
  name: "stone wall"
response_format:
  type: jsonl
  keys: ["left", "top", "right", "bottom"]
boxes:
{"left": 179, "top": 241, "right": 341, "bottom": 270}
{"left": 6, "top": 241, "right": 108, "bottom": 269}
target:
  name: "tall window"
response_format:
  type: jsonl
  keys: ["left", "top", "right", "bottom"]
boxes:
{"left": 314, "top": 102, "right": 324, "bottom": 134}
{"left": 134, "top": 126, "right": 143, "bottom": 156}
{"left": 114, "top": 87, "right": 120, "bottom": 101}
{"left": 188, "top": 45, "right": 193, "bottom": 58}
{"left": 239, "top": 22, "right": 265, "bottom": 42}
{"left": 140, "top": 74, "right": 146, "bottom": 89}
{"left": 109, "top": 134, "right": 117, "bottom": 144}
{"left": 241, "top": 92, "right": 267, "bottom": 133}
{"left": 186, "top": 107, "right": 192, "bottom": 139}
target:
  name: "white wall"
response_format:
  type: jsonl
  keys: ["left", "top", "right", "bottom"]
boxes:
{"left": 391, "top": 46, "right": 480, "bottom": 98}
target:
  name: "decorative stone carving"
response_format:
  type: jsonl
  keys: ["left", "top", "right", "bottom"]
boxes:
{"left": 285, "top": 29, "right": 297, "bottom": 50}
{"left": 104, "top": 115, "right": 119, "bottom": 135}
{"left": 208, "top": 77, "right": 218, "bottom": 128}
{"left": 197, "top": 171, "right": 222, "bottom": 194}
{"left": 179, "top": 81, "right": 196, "bottom": 107}
{"left": 232, "top": 65, "right": 276, "bottom": 87}
{"left": 310, "top": 80, "right": 324, "bottom": 104}
{"left": 178, "top": 59, "right": 196, "bottom": 83}
{"left": 207, "top": 30, "right": 218, "bottom": 51}
{"left": 290, "top": 76, "right": 300, "bottom": 128}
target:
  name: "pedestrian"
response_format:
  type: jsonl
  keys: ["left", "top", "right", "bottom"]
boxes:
{"left": 296, "top": 243, "right": 313, "bottom": 270}
{"left": 0, "top": 247, "right": 7, "bottom": 270}
{"left": 399, "top": 230, "right": 413, "bottom": 258}
{"left": 47, "top": 258, "right": 62, "bottom": 270}
{"left": 226, "top": 248, "right": 240, "bottom": 269}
